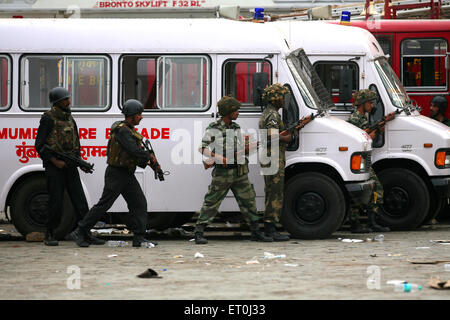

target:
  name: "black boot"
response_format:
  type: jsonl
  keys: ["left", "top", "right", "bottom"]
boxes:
{"left": 194, "top": 224, "right": 208, "bottom": 244}
{"left": 264, "top": 223, "right": 290, "bottom": 242}
{"left": 133, "top": 234, "right": 158, "bottom": 247}
{"left": 350, "top": 219, "right": 373, "bottom": 234}
{"left": 85, "top": 231, "right": 106, "bottom": 245}
{"left": 69, "top": 227, "right": 90, "bottom": 248}
{"left": 44, "top": 230, "right": 58, "bottom": 246}
{"left": 368, "top": 210, "right": 390, "bottom": 232}
{"left": 250, "top": 222, "right": 273, "bottom": 242}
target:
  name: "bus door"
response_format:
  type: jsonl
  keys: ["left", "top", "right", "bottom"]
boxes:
{"left": 216, "top": 54, "right": 275, "bottom": 211}
{"left": 120, "top": 54, "right": 213, "bottom": 212}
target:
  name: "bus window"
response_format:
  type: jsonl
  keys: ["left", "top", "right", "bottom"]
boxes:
{"left": 314, "top": 61, "right": 359, "bottom": 110}
{"left": 0, "top": 55, "right": 11, "bottom": 110}
{"left": 20, "top": 55, "right": 110, "bottom": 110}
{"left": 223, "top": 60, "right": 271, "bottom": 110}
{"left": 401, "top": 38, "right": 447, "bottom": 90}
{"left": 157, "top": 56, "right": 210, "bottom": 110}
{"left": 375, "top": 35, "right": 393, "bottom": 65}
{"left": 121, "top": 56, "right": 158, "bottom": 109}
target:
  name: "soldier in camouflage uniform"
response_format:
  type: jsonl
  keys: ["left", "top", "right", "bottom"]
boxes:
{"left": 193, "top": 96, "right": 272, "bottom": 244}
{"left": 35, "top": 87, "right": 104, "bottom": 246}
{"left": 429, "top": 95, "right": 450, "bottom": 126}
{"left": 258, "top": 83, "right": 292, "bottom": 241}
{"left": 70, "top": 99, "right": 157, "bottom": 248}
{"left": 347, "top": 89, "right": 391, "bottom": 233}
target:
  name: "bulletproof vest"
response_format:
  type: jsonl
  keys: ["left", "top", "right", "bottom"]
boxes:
{"left": 45, "top": 107, "right": 79, "bottom": 155}
{"left": 107, "top": 121, "right": 143, "bottom": 172}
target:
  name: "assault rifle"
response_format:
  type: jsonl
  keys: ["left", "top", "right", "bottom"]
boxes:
{"left": 366, "top": 109, "right": 402, "bottom": 135}
{"left": 142, "top": 139, "right": 165, "bottom": 181}
{"left": 202, "top": 109, "right": 325, "bottom": 170}
{"left": 41, "top": 144, "right": 94, "bottom": 174}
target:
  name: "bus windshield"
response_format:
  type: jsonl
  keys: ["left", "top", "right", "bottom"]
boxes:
{"left": 374, "top": 57, "right": 409, "bottom": 109}
{"left": 286, "top": 49, "right": 334, "bottom": 111}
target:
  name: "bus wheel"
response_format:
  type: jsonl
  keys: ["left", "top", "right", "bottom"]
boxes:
{"left": 420, "top": 191, "right": 443, "bottom": 226}
{"left": 169, "top": 212, "right": 194, "bottom": 228}
{"left": 377, "top": 168, "right": 429, "bottom": 230}
{"left": 281, "top": 172, "right": 346, "bottom": 239}
{"left": 10, "top": 176, "right": 77, "bottom": 240}
{"left": 146, "top": 212, "right": 176, "bottom": 231}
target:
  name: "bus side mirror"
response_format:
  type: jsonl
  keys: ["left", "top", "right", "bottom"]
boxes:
{"left": 339, "top": 69, "right": 353, "bottom": 103}
{"left": 445, "top": 55, "right": 449, "bottom": 70}
{"left": 252, "top": 72, "right": 269, "bottom": 107}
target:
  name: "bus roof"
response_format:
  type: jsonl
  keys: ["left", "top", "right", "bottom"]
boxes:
{"left": 334, "top": 19, "right": 450, "bottom": 33}
{"left": 0, "top": 18, "right": 287, "bottom": 54}
{"left": 272, "top": 21, "right": 383, "bottom": 59}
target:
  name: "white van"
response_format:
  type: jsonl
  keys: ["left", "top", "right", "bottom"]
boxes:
{"left": 272, "top": 20, "right": 450, "bottom": 229}
{"left": 0, "top": 18, "right": 373, "bottom": 239}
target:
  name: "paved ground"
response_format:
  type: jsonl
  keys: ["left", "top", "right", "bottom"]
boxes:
{"left": 1, "top": 221, "right": 450, "bottom": 300}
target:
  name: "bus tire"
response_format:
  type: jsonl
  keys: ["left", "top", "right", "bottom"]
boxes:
{"left": 146, "top": 212, "right": 176, "bottom": 231}
{"left": 377, "top": 168, "right": 429, "bottom": 230}
{"left": 10, "top": 176, "right": 78, "bottom": 240}
{"left": 421, "top": 191, "right": 443, "bottom": 225}
{"left": 281, "top": 172, "right": 346, "bottom": 239}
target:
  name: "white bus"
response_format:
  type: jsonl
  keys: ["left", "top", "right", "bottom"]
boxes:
{"left": 272, "top": 20, "right": 450, "bottom": 229}
{"left": 0, "top": 18, "right": 373, "bottom": 240}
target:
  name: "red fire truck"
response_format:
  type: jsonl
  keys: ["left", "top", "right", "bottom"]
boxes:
{"left": 345, "top": 19, "right": 450, "bottom": 119}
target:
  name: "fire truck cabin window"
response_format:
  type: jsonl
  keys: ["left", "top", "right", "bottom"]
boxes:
{"left": 401, "top": 38, "right": 447, "bottom": 90}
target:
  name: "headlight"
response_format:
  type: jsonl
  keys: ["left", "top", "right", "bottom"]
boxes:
{"left": 351, "top": 152, "right": 371, "bottom": 173}
{"left": 435, "top": 149, "right": 450, "bottom": 169}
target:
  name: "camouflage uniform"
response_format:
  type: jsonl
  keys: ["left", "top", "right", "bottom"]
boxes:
{"left": 347, "top": 89, "right": 384, "bottom": 222}
{"left": 196, "top": 118, "right": 260, "bottom": 227}
{"left": 258, "top": 84, "right": 291, "bottom": 224}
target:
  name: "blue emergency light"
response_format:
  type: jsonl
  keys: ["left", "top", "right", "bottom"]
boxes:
{"left": 254, "top": 7, "right": 264, "bottom": 20}
{"left": 340, "top": 11, "right": 351, "bottom": 25}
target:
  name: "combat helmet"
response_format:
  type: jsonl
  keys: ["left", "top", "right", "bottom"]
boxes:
{"left": 122, "top": 99, "right": 144, "bottom": 117}
{"left": 430, "top": 95, "right": 448, "bottom": 114}
{"left": 261, "top": 83, "right": 290, "bottom": 106}
{"left": 353, "top": 89, "right": 377, "bottom": 106}
{"left": 49, "top": 87, "right": 71, "bottom": 105}
{"left": 217, "top": 95, "right": 241, "bottom": 116}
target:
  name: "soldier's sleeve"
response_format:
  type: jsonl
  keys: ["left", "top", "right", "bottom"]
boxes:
{"left": 34, "top": 114, "right": 54, "bottom": 163}
{"left": 201, "top": 124, "right": 216, "bottom": 150}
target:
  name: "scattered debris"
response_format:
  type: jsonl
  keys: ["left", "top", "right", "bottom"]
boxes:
{"left": 341, "top": 239, "right": 364, "bottom": 243}
{"left": 430, "top": 240, "right": 450, "bottom": 244}
{"left": 173, "top": 255, "right": 184, "bottom": 259}
{"left": 370, "top": 254, "right": 377, "bottom": 258}
{"left": 429, "top": 277, "right": 450, "bottom": 290}
{"left": 445, "top": 264, "right": 450, "bottom": 272}
{"left": 374, "top": 234, "right": 384, "bottom": 242}
{"left": 194, "top": 252, "right": 204, "bottom": 258}
{"left": 415, "top": 247, "right": 431, "bottom": 250}
{"left": 25, "top": 232, "right": 44, "bottom": 242}
{"left": 140, "top": 242, "right": 155, "bottom": 248}
{"left": 246, "top": 258, "right": 260, "bottom": 265}
{"left": 407, "top": 258, "right": 450, "bottom": 264}
{"left": 93, "top": 221, "right": 107, "bottom": 228}
{"left": 387, "top": 253, "right": 403, "bottom": 257}
{"left": 137, "top": 268, "right": 162, "bottom": 279}
{"left": 263, "top": 252, "right": 286, "bottom": 259}
{"left": 387, "top": 280, "right": 406, "bottom": 286}
{"left": 91, "top": 228, "right": 130, "bottom": 235}
{"left": 284, "top": 263, "right": 299, "bottom": 267}
{"left": 107, "top": 254, "right": 118, "bottom": 258}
